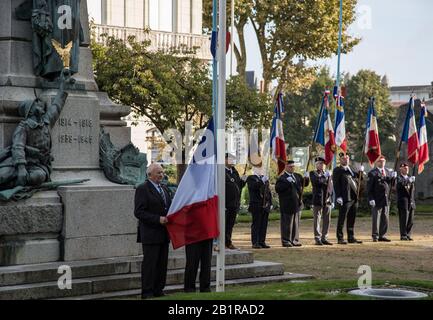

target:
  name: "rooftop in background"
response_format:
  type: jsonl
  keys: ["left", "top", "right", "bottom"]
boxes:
{"left": 390, "top": 82, "right": 433, "bottom": 107}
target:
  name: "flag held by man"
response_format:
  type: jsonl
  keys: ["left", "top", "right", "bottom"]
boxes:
{"left": 418, "top": 100, "right": 429, "bottom": 173}
{"left": 334, "top": 92, "right": 347, "bottom": 152}
{"left": 364, "top": 97, "right": 381, "bottom": 165}
{"left": 270, "top": 93, "right": 287, "bottom": 174}
{"left": 166, "top": 119, "right": 219, "bottom": 249}
{"left": 315, "top": 90, "right": 336, "bottom": 165}
{"left": 401, "top": 97, "right": 419, "bottom": 165}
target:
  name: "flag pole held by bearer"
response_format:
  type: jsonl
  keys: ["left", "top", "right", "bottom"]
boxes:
{"left": 357, "top": 97, "right": 378, "bottom": 199}
{"left": 301, "top": 90, "right": 330, "bottom": 203}
{"left": 388, "top": 94, "right": 418, "bottom": 202}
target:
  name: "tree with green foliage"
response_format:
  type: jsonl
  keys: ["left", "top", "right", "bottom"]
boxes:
{"left": 91, "top": 35, "right": 273, "bottom": 179}
{"left": 281, "top": 68, "right": 395, "bottom": 165}
{"left": 344, "top": 70, "right": 397, "bottom": 162}
{"left": 283, "top": 67, "right": 334, "bottom": 148}
{"left": 203, "top": 0, "right": 359, "bottom": 94}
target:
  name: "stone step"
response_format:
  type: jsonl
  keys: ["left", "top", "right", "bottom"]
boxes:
{"left": 55, "top": 273, "right": 315, "bottom": 300}
{"left": 0, "top": 261, "right": 284, "bottom": 300}
{"left": 0, "top": 250, "right": 253, "bottom": 287}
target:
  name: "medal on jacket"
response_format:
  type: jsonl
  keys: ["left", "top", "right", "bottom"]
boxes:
{"left": 230, "top": 178, "right": 234, "bottom": 182}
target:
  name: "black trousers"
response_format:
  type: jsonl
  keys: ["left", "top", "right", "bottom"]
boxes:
{"left": 141, "top": 243, "right": 169, "bottom": 297}
{"left": 184, "top": 239, "right": 213, "bottom": 292}
{"left": 225, "top": 207, "right": 239, "bottom": 246}
{"left": 280, "top": 210, "right": 300, "bottom": 244}
{"left": 398, "top": 205, "right": 414, "bottom": 238}
{"left": 336, "top": 200, "right": 357, "bottom": 240}
{"left": 250, "top": 206, "right": 269, "bottom": 246}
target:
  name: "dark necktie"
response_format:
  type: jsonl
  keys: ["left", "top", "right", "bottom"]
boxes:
{"left": 157, "top": 184, "right": 167, "bottom": 206}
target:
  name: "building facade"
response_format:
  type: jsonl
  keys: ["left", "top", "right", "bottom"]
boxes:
{"left": 88, "top": 0, "right": 210, "bottom": 163}
{"left": 390, "top": 83, "right": 433, "bottom": 106}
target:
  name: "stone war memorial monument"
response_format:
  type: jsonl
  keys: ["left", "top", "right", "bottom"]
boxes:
{"left": 0, "top": 0, "right": 141, "bottom": 266}
{"left": 0, "top": 1, "right": 287, "bottom": 300}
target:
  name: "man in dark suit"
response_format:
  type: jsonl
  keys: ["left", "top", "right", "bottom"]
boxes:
{"left": 134, "top": 163, "right": 172, "bottom": 299}
{"left": 333, "top": 152, "right": 364, "bottom": 244}
{"left": 225, "top": 153, "right": 247, "bottom": 250}
{"left": 309, "top": 157, "right": 333, "bottom": 245}
{"left": 367, "top": 155, "right": 397, "bottom": 242}
{"left": 276, "top": 160, "right": 309, "bottom": 247}
{"left": 246, "top": 166, "right": 272, "bottom": 249}
{"left": 396, "top": 163, "right": 416, "bottom": 241}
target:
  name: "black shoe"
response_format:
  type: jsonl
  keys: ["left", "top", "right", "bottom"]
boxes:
{"left": 184, "top": 288, "right": 196, "bottom": 293}
{"left": 315, "top": 240, "right": 323, "bottom": 246}
{"left": 407, "top": 236, "right": 414, "bottom": 241}
{"left": 141, "top": 293, "right": 153, "bottom": 299}
{"left": 226, "top": 244, "right": 238, "bottom": 250}
{"left": 200, "top": 288, "right": 211, "bottom": 293}
{"left": 400, "top": 236, "right": 409, "bottom": 241}
{"left": 378, "top": 237, "right": 391, "bottom": 242}
{"left": 337, "top": 240, "right": 347, "bottom": 245}
{"left": 292, "top": 242, "right": 302, "bottom": 247}
{"left": 282, "top": 242, "right": 293, "bottom": 247}
{"left": 372, "top": 238, "right": 378, "bottom": 242}
{"left": 260, "top": 243, "right": 271, "bottom": 249}
{"left": 348, "top": 238, "right": 363, "bottom": 244}
{"left": 321, "top": 239, "right": 333, "bottom": 245}
{"left": 252, "top": 244, "right": 262, "bottom": 249}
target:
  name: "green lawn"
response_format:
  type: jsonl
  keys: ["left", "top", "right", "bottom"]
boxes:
{"left": 156, "top": 280, "right": 433, "bottom": 300}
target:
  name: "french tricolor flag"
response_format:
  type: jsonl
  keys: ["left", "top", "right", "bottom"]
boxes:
{"left": 401, "top": 97, "right": 419, "bottom": 165}
{"left": 166, "top": 119, "right": 219, "bottom": 249}
{"left": 270, "top": 93, "right": 287, "bottom": 175}
{"left": 364, "top": 98, "right": 381, "bottom": 165}
{"left": 418, "top": 100, "right": 429, "bottom": 173}
{"left": 334, "top": 94, "right": 347, "bottom": 152}
{"left": 315, "top": 90, "right": 336, "bottom": 165}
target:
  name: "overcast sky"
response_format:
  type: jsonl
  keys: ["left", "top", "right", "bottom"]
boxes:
{"left": 239, "top": 0, "right": 433, "bottom": 87}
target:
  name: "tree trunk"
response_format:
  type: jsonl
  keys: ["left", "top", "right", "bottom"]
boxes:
{"left": 176, "top": 148, "right": 187, "bottom": 184}
{"left": 235, "top": 20, "right": 248, "bottom": 79}
{"left": 176, "top": 163, "right": 187, "bottom": 184}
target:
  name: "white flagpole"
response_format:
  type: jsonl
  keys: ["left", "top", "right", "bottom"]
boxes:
{"left": 216, "top": 0, "right": 227, "bottom": 293}
{"left": 230, "top": 0, "right": 234, "bottom": 76}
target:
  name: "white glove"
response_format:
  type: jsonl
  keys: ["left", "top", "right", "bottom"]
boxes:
{"left": 304, "top": 172, "right": 309, "bottom": 178}
{"left": 409, "top": 176, "right": 416, "bottom": 183}
{"left": 331, "top": 202, "right": 335, "bottom": 209}
{"left": 241, "top": 175, "right": 247, "bottom": 182}
{"left": 392, "top": 171, "right": 397, "bottom": 178}
{"left": 369, "top": 200, "right": 376, "bottom": 207}
{"left": 324, "top": 171, "right": 331, "bottom": 178}
{"left": 287, "top": 177, "right": 295, "bottom": 183}
{"left": 336, "top": 197, "right": 343, "bottom": 205}
{"left": 360, "top": 165, "right": 365, "bottom": 172}
{"left": 261, "top": 176, "right": 269, "bottom": 183}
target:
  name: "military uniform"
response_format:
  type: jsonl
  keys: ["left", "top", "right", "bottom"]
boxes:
{"left": 225, "top": 166, "right": 246, "bottom": 248}
{"left": 275, "top": 171, "right": 309, "bottom": 246}
{"left": 246, "top": 174, "right": 272, "bottom": 248}
{"left": 333, "top": 165, "right": 363, "bottom": 243}
{"left": 396, "top": 174, "right": 416, "bottom": 240}
{"left": 309, "top": 168, "right": 333, "bottom": 244}
{"left": 367, "top": 167, "right": 394, "bottom": 241}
